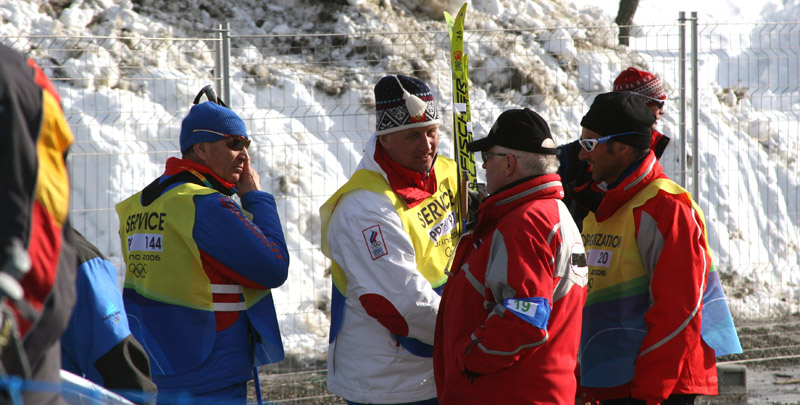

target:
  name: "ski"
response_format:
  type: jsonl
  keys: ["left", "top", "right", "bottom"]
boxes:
{"left": 444, "top": 3, "right": 476, "bottom": 233}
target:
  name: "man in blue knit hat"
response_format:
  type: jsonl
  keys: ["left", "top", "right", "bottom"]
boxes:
{"left": 116, "top": 97, "right": 290, "bottom": 403}
{"left": 320, "top": 75, "right": 457, "bottom": 404}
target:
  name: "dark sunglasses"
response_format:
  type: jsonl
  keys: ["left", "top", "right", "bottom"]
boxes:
{"left": 225, "top": 136, "right": 251, "bottom": 151}
{"left": 192, "top": 129, "right": 251, "bottom": 151}
{"left": 635, "top": 92, "right": 666, "bottom": 110}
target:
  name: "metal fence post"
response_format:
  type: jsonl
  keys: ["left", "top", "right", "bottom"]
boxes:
{"left": 221, "top": 22, "right": 231, "bottom": 105}
{"left": 209, "top": 23, "right": 232, "bottom": 104}
{"left": 679, "top": 11, "right": 687, "bottom": 188}
{"left": 214, "top": 24, "right": 223, "bottom": 97}
{"left": 690, "top": 12, "right": 699, "bottom": 199}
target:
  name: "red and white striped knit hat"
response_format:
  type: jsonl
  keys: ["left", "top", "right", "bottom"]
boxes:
{"left": 613, "top": 67, "right": 666, "bottom": 104}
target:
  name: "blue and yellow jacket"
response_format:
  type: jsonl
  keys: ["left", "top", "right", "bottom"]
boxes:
{"left": 116, "top": 157, "right": 289, "bottom": 393}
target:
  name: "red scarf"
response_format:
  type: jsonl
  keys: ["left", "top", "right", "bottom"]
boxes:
{"left": 374, "top": 142, "right": 437, "bottom": 208}
{"left": 163, "top": 157, "right": 236, "bottom": 190}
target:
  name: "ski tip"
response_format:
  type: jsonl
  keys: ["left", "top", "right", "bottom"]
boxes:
{"left": 445, "top": 2, "right": 468, "bottom": 20}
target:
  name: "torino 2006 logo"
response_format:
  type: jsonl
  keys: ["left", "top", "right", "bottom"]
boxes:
{"left": 128, "top": 263, "right": 147, "bottom": 278}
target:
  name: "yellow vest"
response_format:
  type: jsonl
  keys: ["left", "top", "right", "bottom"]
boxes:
{"left": 320, "top": 157, "right": 459, "bottom": 296}
{"left": 116, "top": 181, "right": 284, "bottom": 372}
{"left": 582, "top": 179, "right": 707, "bottom": 303}
{"left": 579, "top": 178, "right": 741, "bottom": 388}
{"left": 117, "top": 182, "right": 270, "bottom": 310}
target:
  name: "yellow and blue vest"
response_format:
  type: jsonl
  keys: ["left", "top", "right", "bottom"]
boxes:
{"left": 117, "top": 180, "right": 284, "bottom": 375}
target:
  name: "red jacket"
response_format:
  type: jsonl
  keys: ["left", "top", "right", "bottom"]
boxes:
{"left": 434, "top": 174, "right": 587, "bottom": 404}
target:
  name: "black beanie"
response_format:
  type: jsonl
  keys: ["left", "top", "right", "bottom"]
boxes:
{"left": 580, "top": 92, "right": 655, "bottom": 149}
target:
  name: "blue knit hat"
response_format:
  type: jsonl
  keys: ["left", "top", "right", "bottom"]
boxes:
{"left": 374, "top": 75, "right": 440, "bottom": 135}
{"left": 179, "top": 101, "right": 248, "bottom": 152}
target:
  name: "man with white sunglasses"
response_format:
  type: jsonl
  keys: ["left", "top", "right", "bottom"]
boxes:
{"left": 576, "top": 92, "right": 741, "bottom": 405}
{"left": 559, "top": 68, "right": 671, "bottom": 231}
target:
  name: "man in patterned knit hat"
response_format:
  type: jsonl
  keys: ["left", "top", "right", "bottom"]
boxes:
{"left": 320, "top": 75, "right": 458, "bottom": 404}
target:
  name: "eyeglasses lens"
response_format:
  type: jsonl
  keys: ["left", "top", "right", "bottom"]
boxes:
{"left": 579, "top": 139, "right": 597, "bottom": 152}
{"left": 227, "top": 137, "right": 250, "bottom": 151}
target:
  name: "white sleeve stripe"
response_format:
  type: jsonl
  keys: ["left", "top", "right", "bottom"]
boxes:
{"left": 213, "top": 302, "right": 246, "bottom": 311}
{"left": 476, "top": 331, "right": 549, "bottom": 356}
{"left": 639, "top": 207, "right": 707, "bottom": 357}
{"left": 547, "top": 222, "right": 560, "bottom": 245}
{"left": 211, "top": 284, "right": 243, "bottom": 294}
{"left": 461, "top": 264, "right": 485, "bottom": 297}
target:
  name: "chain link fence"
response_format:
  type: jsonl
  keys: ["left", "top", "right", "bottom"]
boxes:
{"left": 4, "top": 17, "right": 799, "bottom": 402}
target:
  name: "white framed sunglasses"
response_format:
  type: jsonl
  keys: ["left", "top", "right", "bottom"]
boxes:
{"left": 579, "top": 132, "right": 640, "bottom": 152}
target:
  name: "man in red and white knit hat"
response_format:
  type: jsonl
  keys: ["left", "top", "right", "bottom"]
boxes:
{"left": 613, "top": 67, "right": 669, "bottom": 156}
{"left": 613, "top": 67, "right": 666, "bottom": 103}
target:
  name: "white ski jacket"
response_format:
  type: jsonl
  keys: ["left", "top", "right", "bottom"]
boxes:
{"left": 324, "top": 134, "right": 448, "bottom": 403}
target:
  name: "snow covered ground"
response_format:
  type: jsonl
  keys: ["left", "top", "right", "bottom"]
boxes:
{"left": 2, "top": 0, "right": 799, "bottom": 360}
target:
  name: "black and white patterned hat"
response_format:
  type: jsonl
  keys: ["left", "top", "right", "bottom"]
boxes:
{"left": 374, "top": 75, "right": 441, "bottom": 135}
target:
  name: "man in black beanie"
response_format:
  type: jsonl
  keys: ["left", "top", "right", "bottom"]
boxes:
{"left": 576, "top": 92, "right": 742, "bottom": 405}
{"left": 577, "top": 92, "right": 654, "bottom": 185}
{"left": 558, "top": 78, "right": 670, "bottom": 230}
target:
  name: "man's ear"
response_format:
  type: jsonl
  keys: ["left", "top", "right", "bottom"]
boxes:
{"left": 192, "top": 142, "right": 210, "bottom": 162}
{"left": 505, "top": 153, "right": 517, "bottom": 176}
{"left": 377, "top": 134, "right": 390, "bottom": 148}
